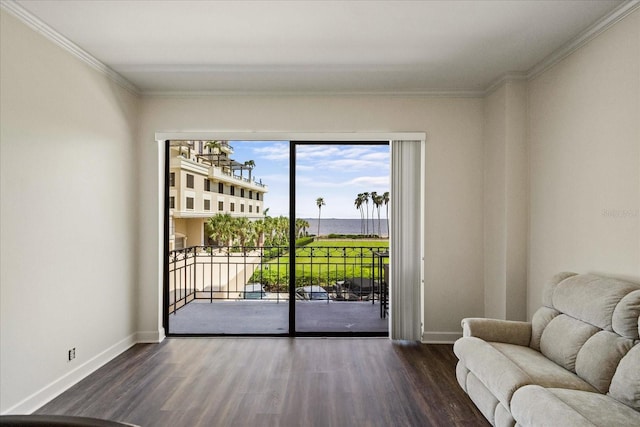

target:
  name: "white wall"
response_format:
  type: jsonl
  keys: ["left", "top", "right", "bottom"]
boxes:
{"left": 527, "top": 9, "right": 640, "bottom": 317}
{"left": 483, "top": 86, "right": 508, "bottom": 318}
{"left": 483, "top": 81, "right": 528, "bottom": 320}
{"left": 136, "top": 95, "right": 485, "bottom": 342}
{"left": 0, "top": 10, "right": 140, "bottom": 413}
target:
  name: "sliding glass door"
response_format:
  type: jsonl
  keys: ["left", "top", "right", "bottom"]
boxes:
{"left": 164, "top": 139, "right": 391, "bottom": 336}
{"left": 292, "top": 142, "right": 389, "bottom": 335}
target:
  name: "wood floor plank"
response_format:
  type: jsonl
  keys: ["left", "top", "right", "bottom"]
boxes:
{"left": 35, "top": 338, "right": 489, "bottom": 427}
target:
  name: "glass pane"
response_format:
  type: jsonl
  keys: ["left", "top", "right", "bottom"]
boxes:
{"left": 166, "top": 140, "right": 290, "bottom": 334}
{"left": 294, "top": 143, "right": 390, "bottom": 334}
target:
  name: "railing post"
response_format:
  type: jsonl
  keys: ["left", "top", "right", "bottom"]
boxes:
{"left": 227, "top": 246, "right": 230, "bottom": 300}
{"left": 325, "top": 247, "right": 330, "bottom": 303}
{"left": 209, "top": 246, "right": 213, "bottom": 302}
{"left": 171, "top": 251, "right": 176, "bottom": 314}
{"left": 372, "top": 248, "right": 376, "bottom": 304}
{"left": 193, "top": 247, "right": 197, "bottom": 301}
{"left": 183, "top": 249, "right": 187, "bottom": 306}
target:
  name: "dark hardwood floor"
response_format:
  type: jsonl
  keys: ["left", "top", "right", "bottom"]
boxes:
{"left": 36, "top": 338, "right": 488, "bottom": 427}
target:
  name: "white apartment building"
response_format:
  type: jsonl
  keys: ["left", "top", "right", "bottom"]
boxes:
{"left": 169, "top": 141, "right": 268, "bottom": 250}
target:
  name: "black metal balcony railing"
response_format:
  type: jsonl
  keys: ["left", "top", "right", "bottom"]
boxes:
{"left": 168, "top": 245, "right": 389, "bottom": 317}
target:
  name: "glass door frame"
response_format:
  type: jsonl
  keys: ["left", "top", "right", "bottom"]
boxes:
{"left": 289, "top": 141, "right": 389, "bottom": 337}
{"left": 159, "top": 132, "right": 425, "bottom": 338}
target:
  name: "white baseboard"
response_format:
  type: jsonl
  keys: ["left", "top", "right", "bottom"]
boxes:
{"left": 136, "top": 328, "right": 165, "bottom": 343}
{"left": 3, "top": 333, "right": 138, "bottom": 415}
{"left": 421, "top": 331, "right": 462, "bottom": 343}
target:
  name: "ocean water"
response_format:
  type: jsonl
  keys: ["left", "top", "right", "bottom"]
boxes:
{"left": 303, "top": 218, "right": 389, "bottom": 236}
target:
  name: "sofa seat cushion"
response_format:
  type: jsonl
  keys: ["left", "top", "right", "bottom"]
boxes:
{"left": 454, "top": 337, "right": 596, "bottom": 410}
{"left": 511, "top": 385, "right": 640, "bottom": 427}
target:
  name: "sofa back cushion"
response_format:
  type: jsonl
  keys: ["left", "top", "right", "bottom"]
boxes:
{"left": 541, "top": 271, "right": 577, "bottom": 307}
{"left": 608, "top": 344, "right": 640, "bottom": 410}
{"left": 540, "top": 315, "right": 599, "bottom": 371}
{"left": 575, "top": 331, "right": 635, "bottom": 393}
{"left": 552, "top": 274, "right": 639, "bottom": 333}
{"left": 536, "top": 273, "right": 640, "bottom": 392}
{"left": 612, "top": 290, "right": 640, "bottom": 339}
{"left": 530, "top": 306, "right": 560, "bottom": 351}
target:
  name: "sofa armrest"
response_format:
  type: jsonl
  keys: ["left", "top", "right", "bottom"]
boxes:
{"left": 461, "top": 318, "right": 532, "bottom": 346}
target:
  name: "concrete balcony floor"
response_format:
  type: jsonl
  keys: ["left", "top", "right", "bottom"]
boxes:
{"left": 168, "top": 300, "right": 388, "bottom": 334}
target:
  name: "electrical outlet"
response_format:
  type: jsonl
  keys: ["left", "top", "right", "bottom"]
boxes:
{"left": 68, "top": 348, "right": 76, "bottom": 361}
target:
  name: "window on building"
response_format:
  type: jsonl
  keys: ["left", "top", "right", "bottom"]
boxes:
{"left": 204, "top": 179, "right": 211, "bottom": 192}
{"left": 186, "top": 174, "right": 194, "bottom": 189}
{"left": 218, "top": 201, "right": 224, "bottom": 211}
{"left": 249, "top": 205, "right": 253, "bottom": 213}
{"left": 230, "top": 203, "right": 235, "bottom": 212}
{"left": 241, "top": 189, "right": 245, "bottom": 198}
{"left": 240, "top": 204, "right": 245, "bottom": 213}
{"left": 256, "top": 206, "right": 260, "bottom": 214}
{"left": 256, "top": 193, "right": 260, "bottom": 201}
{"left": 204, "top": 199, "right": 211, "bottom": 211}
{"left": 230, "top": 186, "right": 235, "bottom": 196}
{"left": 169, "top": 172, "right": 175, "bottom": 187}
{"left": 249, "top": 191, "right": 253, "bottom": 200}
{"left": 186, "top": 197, "right": 194, "bottom": 209}
{"left": 218, "top": 183, "right": 224, "bottom": 194}
{"left": 169, "top": 196, "right": 175, "bottom": 209}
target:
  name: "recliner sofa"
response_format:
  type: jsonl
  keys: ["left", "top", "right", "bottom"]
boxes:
{"left": 454, "top": 272, "right": 640, "bottom": 426}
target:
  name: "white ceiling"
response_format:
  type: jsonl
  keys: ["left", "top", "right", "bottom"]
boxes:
{"left": 9, "top": 0, "right": 629, "bottom": 94}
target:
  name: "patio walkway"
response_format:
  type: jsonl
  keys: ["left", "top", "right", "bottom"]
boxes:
{"left": 169, "top": 300, "right": 388, "bottom": 334}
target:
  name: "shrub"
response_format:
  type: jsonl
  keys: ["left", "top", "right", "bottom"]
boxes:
{"left": 295, "top": 236, "right": 314, "bottom": 247}
{"left": 326, "top": 233, "right": 380, "bottom": 239}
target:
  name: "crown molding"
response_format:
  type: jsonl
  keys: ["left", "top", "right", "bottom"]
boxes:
{"left": 483, "top": 72, "right": 528, "bottom": 97}
{"left": 526, "top": 0, "right": 639, "bottom": 81}
{"left": 2, "top": 0, "right": 637, "bottom": 99}
{"left": 0, "top": 0, "right": 140, "bottom": 96}
{"left": 483, "top": 0, "right": 639, "bottom": 96}
{"left": 155, "top": 131, "right": 427, "bottom": 143}
{"left": 142, "top": 89, "right": 485, "bottom": 98}
{"left": 0, "top": 1, "right": 482, "bottom": 100}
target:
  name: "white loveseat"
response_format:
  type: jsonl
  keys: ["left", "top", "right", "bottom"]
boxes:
{"left": 454, "top": 272, "right": 640, "bottom": 426}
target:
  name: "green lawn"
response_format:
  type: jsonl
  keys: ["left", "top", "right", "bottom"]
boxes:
{"left": 251, "top": 240, "right": 389, "bottom": 290}
{"left": 307, "top": 239, "right": 389, "bottom": 248}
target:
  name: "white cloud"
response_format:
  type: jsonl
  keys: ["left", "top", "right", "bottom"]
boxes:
{"left": 258, "top": 173, "right": 290, "bottom": 183}
{"left": 252, "top": 142, "right": 290, "bottom": 160}
{"left": 345, "top": 176, "right": 390, "bottom": 187}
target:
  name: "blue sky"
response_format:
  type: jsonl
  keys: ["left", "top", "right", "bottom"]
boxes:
{"left": 230, "top": 141, "right": 390, "bottom": 219}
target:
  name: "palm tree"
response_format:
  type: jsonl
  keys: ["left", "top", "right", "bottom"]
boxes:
{"left": 253, "top": 218, "right": 266, "bottom": 247}
{"left": 355, "top": 194, "right": 365, "bottom": 235}
{"left": 205, "top": 140, "right": 226, "bottom": 167}
{"left": 371, "top": 192, "right": 378, "bottom": 236}
{"left": 383, "top": 191, "right": 390, "bottom": 237}
{"left": 316, "top": 197, "right": 325, "bottom": 237}
{"left": 206, "top": 213, "right": 234, "bottom": 246}
{"left": 362, "top": 192, "right": 370, "bottom": 235}
{"left": 276, "top": 216, "right": 289, "bottom": 246}
{"left": 206, "top": 215, "right": 223, "bottom": 245}
{"left": 204, "top": 140, "right": 222, "bottom": 153}
{"left": 244, "top": 160, "right": 255, "bottom": 182}
{"left": 295, "top": 218, "right": 304, "bottom": 238}
{"left": 261, "top": 215, "right": 275, "bottom": 246}
{"left": 233, "top": 217, "right": 252, "bottom": 251}
{"left": 295, "top": 218, "right": 310, "bottom": 238}
{"left": 373, "top": 193, "right": 384, "bottom": 237}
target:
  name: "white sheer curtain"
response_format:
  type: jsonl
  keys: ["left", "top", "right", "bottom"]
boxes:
{"left": 389, "top": 140, "right": 424, "bottom": 340}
